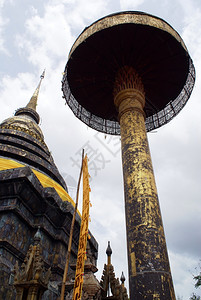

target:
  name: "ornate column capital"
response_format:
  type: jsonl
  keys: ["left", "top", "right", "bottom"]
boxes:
{"left": 114, "top": 88, "right": 145, "bottom": 120}
{"left": 113, "top": 66, "right": 145, "bottom": 120}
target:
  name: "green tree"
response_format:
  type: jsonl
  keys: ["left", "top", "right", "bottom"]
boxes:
{"left": 194, "top": 274, "right": 201, "bottom": 289}
{"left": 190, "top": 267, "right": 201, "bottom": 300}
{"left": 190, "top": 293, "right": 200, "bottom": 300}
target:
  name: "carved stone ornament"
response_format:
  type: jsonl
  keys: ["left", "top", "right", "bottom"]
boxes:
{"left": 13, "top": 238, "right": 51, "bottom": 300}
{"left": 100, "top": 264, "right": 128, "bottom": 300}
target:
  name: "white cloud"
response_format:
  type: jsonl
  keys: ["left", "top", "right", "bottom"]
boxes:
{"left": 0, "top": 1, "right": 201, "bottom": 299}
{"left": 0, "top": 0, "right": 6, "bottom": 8}
{"left": 0, "top": 0, "right": 9, "bottom": 54}
{"left": 66, "top": 0, "right": 108, "bottom": 31}
{"left": 15, "top": 3, "right": 73, "bottom": 70}
{"left": 170, "top": 251, "right": 201, "bottom": 299}
{"left": 29, "top": 5, "right": 39, "bottom": 16}
{"left": 14, "top": 0, "right": 108, "bottom": 71}
{"left": 0, "top": 72, "right": 36, "bottom": 116}
{"left": 120, "top": 0, "right": 145, "bottom": 10}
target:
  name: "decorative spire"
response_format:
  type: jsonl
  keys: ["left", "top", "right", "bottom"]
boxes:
{"left": 106, "top": 241, "right": 112, "bottom": 265}
{"left": 120, "top": 271, "right": 126, "bottom": 286}
{"left": 26, "top": 70, "right": 45, "bottom": 111}
{"left": 14, "top": 70, "right": 45, "bottom": 125}
{"left": 34, "top": 226, "right": 42, "bottom": 245}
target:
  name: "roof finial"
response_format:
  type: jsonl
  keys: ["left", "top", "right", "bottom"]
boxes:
{"left": 120, "top": 271, "right": 126, "bottom": 286}
{"left": 34, "top": 226, "right": 42, "bottom": 245}
{"left": 26, "top": 70, "right": 45, "bottom": 111}
{"left": 106, "top": 241, "right": 112, "bottom": 265}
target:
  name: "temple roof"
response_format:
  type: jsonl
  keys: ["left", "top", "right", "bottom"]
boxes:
{"left": 0, "top": 71, "right": 67, "bottom": 190}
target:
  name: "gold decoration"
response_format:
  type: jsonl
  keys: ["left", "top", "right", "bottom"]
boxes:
{"left": 100, "top": 246, "right": 129, "bottom": 300}
{"left": 0, "top": 111, "right": 44, "bottom": 143}
{"left": 69, "top": 12, "right": 187, "bottom": 59}
{"left": 114, "top": 67, "right": 145, "bottom": 120}
{"left": 14, "top": 233, "right": 51, "bottom": 300}
{"left": 113, "top": 66, "right": 145, "bottom": 97}
{"left": 26, "top": 70, "right": 45, "bottom": 111}
{"left": 113, "top": 65, "right": 176, "bottom": 298}
{"left": 73, "top": 155, "right": 90, "bottom": 300}
{"left": 0, "top": 70, "right": 45, "bottom": 143}
{"left": 0, "top": 157, "right": 80, "bottom": 215}
{"left": 1, "top": 123, "right": 44, "bottom": 144}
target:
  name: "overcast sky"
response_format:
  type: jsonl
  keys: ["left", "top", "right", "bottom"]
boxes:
{"left": 0, "top": 0, "right": 201, "bottom": 299}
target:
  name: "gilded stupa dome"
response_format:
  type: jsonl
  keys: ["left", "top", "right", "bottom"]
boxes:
{"left": 0, "top": 72, "right": 44, "bottom": 143}
{"left": 0, "top": 71, "right": 68, "bottom": 191}
{"left": 0, "top": 110, "right": 44, "bottom": 143}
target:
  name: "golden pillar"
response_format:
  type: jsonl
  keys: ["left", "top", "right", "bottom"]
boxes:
{"left": 62, "top": 11, "right": 195, "bottom": 300}
{"left": 114, "top": 67, "right": 176, "bottom": 300}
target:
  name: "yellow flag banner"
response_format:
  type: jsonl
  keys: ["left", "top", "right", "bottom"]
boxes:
{"left": 73, "top": 155, "right": 90, "bottom": 300}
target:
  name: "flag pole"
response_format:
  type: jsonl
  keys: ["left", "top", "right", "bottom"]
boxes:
{"left": 60, "top": 149, "right": 84, "bottom": 300}
{"left": 72, "top": 153, "right": 91, "bottom": 300}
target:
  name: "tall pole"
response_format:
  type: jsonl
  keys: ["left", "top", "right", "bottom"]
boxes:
{"left": 113, "top": 66, "right": 175, "bottom": 300}
{"left": 60, "top": 149, "right": 84, "bottom": 300}
{"left": 62, "top": 11, "right": 195, "bottom": 299}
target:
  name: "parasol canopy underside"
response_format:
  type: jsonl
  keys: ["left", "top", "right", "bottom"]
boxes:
{"left": 62, "top": 12, "right": 195, "bottom": 135}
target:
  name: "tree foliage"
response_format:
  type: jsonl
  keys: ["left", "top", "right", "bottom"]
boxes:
{"left": 194, "top": 274, "right": 201, "bottom": 289}
{"left": 190, "top": 269, "right": 201, "bottom": 300}
{"left": 190, "top": 293, "right": 200, "bottom": 300}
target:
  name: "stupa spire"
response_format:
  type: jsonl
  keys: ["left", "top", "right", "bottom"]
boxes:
{"left": 14, "top": 70, "right": 45, "bottom": 124}
{"left": 26, "top": 70, "right": 45, "bottom": 111}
